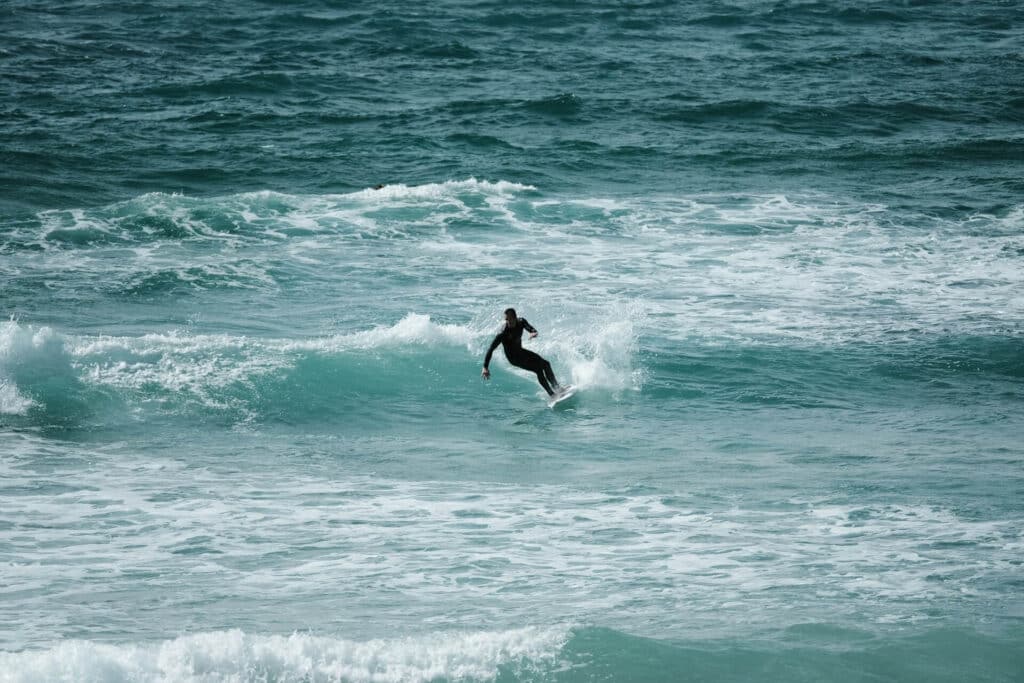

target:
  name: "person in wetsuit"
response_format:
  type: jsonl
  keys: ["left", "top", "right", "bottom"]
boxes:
{"left": 481, "top": 308, "right": 562, "bottom": 396}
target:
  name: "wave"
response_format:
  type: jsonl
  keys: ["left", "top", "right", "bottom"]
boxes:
{"left": 0, "top": 321, "right": 109, "bottom": 425}
{"left": 645, "top": 334, "right": 1024, "bottom": 408}
{"left": 655, "top": 98, "right": 772, "bottom": 124}
{"left": 0, "top": 626, "right": 570, "bottom": 683}
{"left": 418, "top": 41, "right": 480, "bottom": 60}
{"left": 654, "top": 98, "right": 1002, "bottom": 131}
{"left": 3, "top": 180, "right": 541, "bottom": 300}
{"left": 523, "top": 93, "right": 583, "bottom": 118}
{"left": 0, "top": 376, "right": 34, "bottom": 416}
{"left": 3, "top": 309, "right": 1018, "bottom": 433}
{"left": 2, "top": 624, "right": 1020, "bottom": 683}
{"left": 562, "top": 626, "right": 1024, "bottom": 683}
{"left": 345, "top": 178, "right": 536, "bottom": 201}
{"left": 0, "top": 313, "right": 639, "bottom": 428}
{"left": 15, "top": 179, "right": 537, "bottom": 251}
{"left": 428, "top": 93, "right": 589, "bottom": 127}
{"left": 917, "top": 138, "right": 1024, "bottom": 163}
{"left": 6, "top": 187, "right": 1021, "bottom": 349}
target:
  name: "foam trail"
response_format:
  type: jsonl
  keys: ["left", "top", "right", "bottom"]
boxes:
{"left": 0, "top": 626, "right": 570, "bottom": 683}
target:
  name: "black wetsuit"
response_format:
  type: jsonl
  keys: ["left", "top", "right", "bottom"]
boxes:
{"left": 483, "top": 318, "right": 560, "bottom": 396}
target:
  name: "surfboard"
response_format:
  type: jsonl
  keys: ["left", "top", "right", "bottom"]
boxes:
{"left": 547, "top": 385, "right": 577, "bottom": 408}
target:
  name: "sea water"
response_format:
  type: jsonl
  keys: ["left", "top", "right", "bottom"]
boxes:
{"left": 1, "top": 1, "right": 1022, "bottom": 681}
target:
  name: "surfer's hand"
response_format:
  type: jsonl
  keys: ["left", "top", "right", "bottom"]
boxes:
{"left": 481, "top": 367, "right": 490, "bottom": 379}
{"left": 529, "top": 332, "right": 537, "bottom": 338}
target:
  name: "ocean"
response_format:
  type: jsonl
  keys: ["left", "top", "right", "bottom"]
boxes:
{"left": 1, "top": 1, "right": 1022, "bottom": 681}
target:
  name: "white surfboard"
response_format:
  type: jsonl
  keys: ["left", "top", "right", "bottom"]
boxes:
{"left": 547, "top": 385, "right": 577, "bottom": 408}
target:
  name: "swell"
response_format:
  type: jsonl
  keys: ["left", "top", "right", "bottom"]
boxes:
{"left": 653, "top": 98, "right": 1019, "bottom": 129}
{"left": 559, "top": 626, "right": 1024, "bottom": 683}
{"left": 646, "top": 335, "right": 1024, "bottom": 409}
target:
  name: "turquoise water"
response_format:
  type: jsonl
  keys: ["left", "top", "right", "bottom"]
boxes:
{"left": 2, "top": 2, "right": 1023, "bottom": 681}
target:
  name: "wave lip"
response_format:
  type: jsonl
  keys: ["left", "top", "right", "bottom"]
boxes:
{"left": 292, "top": 313, "right": 477, "bottom": 352}
{"left": 3, "top": 314, "right": 489, "bottom": 425}
{"left": 0, "top": 320, "right": 79, "bottom": 419}
{"left": 0, "top": 321, "right": 35, "bottom": 415}
{"left": 344, "top": 177, "right": 537, "bottom": 201}
{"left": 0, "top": 626, "right": 571, "bottom": 683}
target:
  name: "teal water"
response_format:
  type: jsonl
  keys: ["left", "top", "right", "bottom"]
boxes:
{"left": 2, "top": 2, "right": 1023, "bottom": 681}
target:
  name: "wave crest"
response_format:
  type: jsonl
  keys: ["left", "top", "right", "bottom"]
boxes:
{"left": 0, "top": 321, "right": 76, "bottom": 419}
{"left": 0, "top": 626, "right": 570, "bottom": 683}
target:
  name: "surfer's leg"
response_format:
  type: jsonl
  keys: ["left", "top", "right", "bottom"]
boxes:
{"left": 513, "top": 351, "right": 556, "bottom": 396}
{"left": 542, "top": 359, "right": 559, "bottom": 389}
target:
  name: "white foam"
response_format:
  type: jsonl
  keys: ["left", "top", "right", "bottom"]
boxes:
{"left": 586, "top": 195, "right": 1024, "bottom": 345}
{"left": 343, "top": 178, "right": 536, "bottom": 202}
{"left": 72, "top": 331, "right": 285, "bottom": 411}
{"left": 555, "top": 315, "right": 643, "bottom": 393}
{"left": 26, "top": 186, "right": 1021, "bottom": 345}
{"left": 0, "top": 626, "right": 569, "bottom": 683}
{"left": 7, "top": 189, "right": 995, "bottom": 349}
{"left": 3, "top": 454, "right": 1021, "bottom": 647}
{"left": 295, "top": 313, "right": 477, "bottom": 352}
{"left": 0, "top": 376, "right": 33, "bottom": 415}
{"left": 57, "top": 314, "right": 480, "bottom": 410}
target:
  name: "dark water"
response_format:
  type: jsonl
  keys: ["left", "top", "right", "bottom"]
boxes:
{"left": 4, "top": 0, "right": 1023, "bottom": 212}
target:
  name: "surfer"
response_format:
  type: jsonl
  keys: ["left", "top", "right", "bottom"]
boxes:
{"left": 482, "top": 308, "right": 563, "bottom": 397}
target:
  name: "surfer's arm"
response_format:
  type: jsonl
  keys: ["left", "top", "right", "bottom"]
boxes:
{"left": 482, "top": 334, "right": 502, "bottom": 377}
{"left": 521, "top": 318, "right": 538, "bottom": 338}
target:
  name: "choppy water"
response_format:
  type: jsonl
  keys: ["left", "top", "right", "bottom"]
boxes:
{"left": 2, "top": 2, "right": 1023, "bottom": 682}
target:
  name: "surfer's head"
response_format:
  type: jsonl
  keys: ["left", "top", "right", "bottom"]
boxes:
{"left": 504, "top": 308, "right": 517, "bottom": 325}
